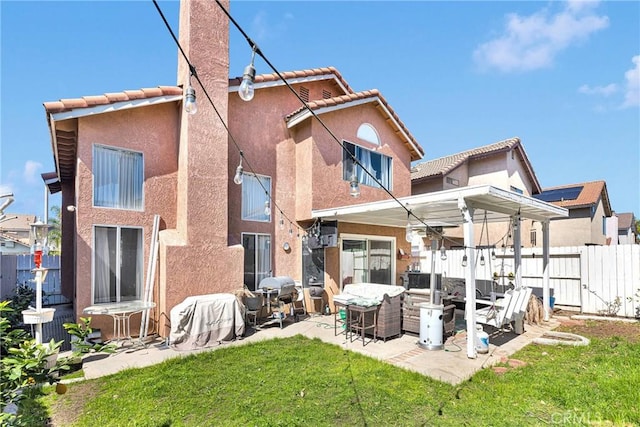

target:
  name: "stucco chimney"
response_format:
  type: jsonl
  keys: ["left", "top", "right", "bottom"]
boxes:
{"left": 157, "top": 0, "right": 243, "bottom": 335}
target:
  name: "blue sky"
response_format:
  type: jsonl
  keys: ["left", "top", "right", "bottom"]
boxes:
{"left": 1, "top": 0, "right": 638, "bottom": 220}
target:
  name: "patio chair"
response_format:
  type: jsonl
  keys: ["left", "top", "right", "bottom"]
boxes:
{"left": 472, "top": 289, "right": 517, "bottom": 330}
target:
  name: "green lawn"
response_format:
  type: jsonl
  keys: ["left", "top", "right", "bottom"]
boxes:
{"left": 42, "top": 321, "right": 640, "bottom": 426}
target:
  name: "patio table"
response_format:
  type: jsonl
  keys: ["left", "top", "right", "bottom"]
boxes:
{"left": 83, "top": 300, "right": 156, "bottom": 345}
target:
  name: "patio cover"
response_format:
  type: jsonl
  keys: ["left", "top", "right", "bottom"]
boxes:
{"left": 312, "top": 185, "right": 568, "bottom": 358}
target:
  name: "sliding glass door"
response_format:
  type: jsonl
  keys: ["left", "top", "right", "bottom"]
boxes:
{"left": 341, "top": 235, "right": 394, "bottom": 288}
{"left": 242, "top": 233, "right": 271, "bottom": 291}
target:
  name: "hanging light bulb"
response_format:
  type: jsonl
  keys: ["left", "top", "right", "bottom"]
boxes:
{"left": 491, "top": 249, "right": 496, "bottom": 261}
{"left": 289, "top": 223, "right": 293, "bottom": 238}
{"left": 264, "top": 199, "right": 271, "bottom": 217}
{"left": 184, "top": 70, "right": 197, "bottom": 115}
{"left": 480, "top": 253, "right": 485, "bottom": 266}
{"left": 461, "top": 254, "right": 468, "bottom": 267}
{"left": 184, "top": 86, "right": 197, "bottom": 115}
{"left": 440, "top": 243, "right": 447, "bottom": 261}
{"left": 238, "top": 48, "right": 256, "bottom": 101}
{"left": 405, "top": 212, "right": 413, "bottom": 243}
{"left": 349, "top": 174, "right": 360, "bottom": 197}
{"left": 233, "top": 153, "right": 244, "bottom": 185}
{"left": 279, "top": 212, "right": 284, "bottom": 229}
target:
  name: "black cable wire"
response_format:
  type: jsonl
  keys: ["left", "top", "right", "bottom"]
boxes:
{"left": 214, "top": 0, "right": 447, "bottom": 238}
{"left": 152, "top": 0, "right": 304, "bottom": 236}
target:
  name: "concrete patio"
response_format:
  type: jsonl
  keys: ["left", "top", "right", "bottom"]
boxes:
{"left": 71, "top": 312, "right": 561, "bottom": 386}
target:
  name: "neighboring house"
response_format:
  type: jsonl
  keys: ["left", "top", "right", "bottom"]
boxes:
{"left": 0, "top": 233, "right": 31, "bottom": 254}
{"left": 411, "top": 138, "right": 543, "bottom": 249}
{"left": 0, "top": 214, "right": 35, "bottom": 254}
{"left": 42, "top": 0, "right": 424, "bottom": 338}
{"left": 616, "top": 212, "right": 638, "bottom": 244}
{"left": 534, "top": 181, "right": 613, "bottom": 246}
{"left": 605, "top": 213, "right": 619, "bottom": 245}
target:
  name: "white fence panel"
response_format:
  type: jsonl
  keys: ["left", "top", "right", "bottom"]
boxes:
{"left": 416, "top": 244, "right": 639, "bottom": 318}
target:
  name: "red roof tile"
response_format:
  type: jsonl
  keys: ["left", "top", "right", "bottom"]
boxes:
{"left": 229, "top": 66, "right": 354, "bottom": 94}
{"left": 542, "top": 180, "right": 612, "bottom": 215}
{"left": 285, "top": 89, "right": 424, "bottom": 160}
{"left": 43, "top": 86, "right": 183, "bottom": 114}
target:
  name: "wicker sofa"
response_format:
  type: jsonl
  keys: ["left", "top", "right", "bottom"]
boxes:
{"left": 334, "top": 283, "right": 405, "bottom": 341}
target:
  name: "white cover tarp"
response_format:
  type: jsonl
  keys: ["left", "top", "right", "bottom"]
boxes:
{"left": 170, "top": 293, "right": 245, "bottom": 351}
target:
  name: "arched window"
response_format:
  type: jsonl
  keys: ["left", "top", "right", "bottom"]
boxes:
{"left": 357, "top": 123, "right": 380, "bottom": 146}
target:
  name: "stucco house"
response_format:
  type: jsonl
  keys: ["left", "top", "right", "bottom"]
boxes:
{"left": 410, "top": 138, "right": 544, "bottom": 249}
{"left": 534, "top": 180, "right": 613, "bottom": 246}
{"left": 42, "top": 0, "right": 424, "bottom": 338}
{"left": 615, "top": 212, "right": 637, "bottom": 244}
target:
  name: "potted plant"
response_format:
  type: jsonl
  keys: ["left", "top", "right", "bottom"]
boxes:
{"left": 62, "top": 317, "right": 116, "bottom": 371}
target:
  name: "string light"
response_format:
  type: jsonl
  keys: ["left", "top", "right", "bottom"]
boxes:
{"left": 279, "top": 212, "right": 285, "bottom": 229}
{"left": 479, "top": 253, "right": 485, "bottom": 266}
{"left": 349, "top": 174, "right": 360, "bottom": 197}
{"left": 233, "top": 151, "right": 244, "bottom": 185}
{"left": 184, "top": 68, "right": 197, "bottom": 115}
{"left": 440, "top": 242, "right": 447, "bottom": 261}
{"left": 405, "top": 212, "right": 413, "bottom": 243}
{"left": 461, "top": 254, "right": 468, "bottom": 267}
{"left": 238, "top": 47, "right": 256, "bottom": 101}
{"left": 152, "top": 0, "right": 307, "bottom": 238}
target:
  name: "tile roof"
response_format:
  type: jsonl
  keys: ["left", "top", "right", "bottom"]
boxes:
{"left": 410, "top": 138, "right": 540, "bottom": 193}
{"left": 284, "top": 89, "right": 424, "bottom": 160}
{"left": 540, "top": 180, "right": 612, "bottom": 215}
{"left": 43, "top": 86, "right": 183, "bottom": 114}
{"left": 616, "top": 212, "right": 635, "bottom": 229}
{"left": 229, "top": 66, "right": 354, "bottom": 94}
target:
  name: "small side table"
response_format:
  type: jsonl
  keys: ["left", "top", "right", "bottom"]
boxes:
{"left": 349, "top": 304, "right": 378, "bottom": 346}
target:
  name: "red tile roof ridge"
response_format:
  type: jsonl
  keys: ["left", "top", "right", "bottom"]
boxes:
{"left": 285, "top": 89, "right": 423, "bottom": 158}
{"left": 411, "top": 137, "right": 521, "bottom": 178}
{"left": 43, "top": 86, "right": 182, "bottom": 114}
{"left": 229, "top": 66, "right": 354, "bottom": 94}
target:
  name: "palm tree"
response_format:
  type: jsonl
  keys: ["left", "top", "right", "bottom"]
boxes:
{"left": 47, "top": 205, "right": 61, "bottom": 255}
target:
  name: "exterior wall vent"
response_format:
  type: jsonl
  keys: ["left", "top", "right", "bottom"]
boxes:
{"left": 299, "top": 86, "right": 309, "bottom": 102}
{"left": 322, "top": 89, "right": 331, "bottom": 99}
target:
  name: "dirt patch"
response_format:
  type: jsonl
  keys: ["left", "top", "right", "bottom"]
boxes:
{"left": 556, "top": 317, "right": 640, "bottom": 343}
{"left": 47, "top": 380, "right": 97, "bottom": 426}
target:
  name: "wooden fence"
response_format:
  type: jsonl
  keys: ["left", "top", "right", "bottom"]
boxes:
{"left": 418, "top": 244, "right": 640, "bottom": 318}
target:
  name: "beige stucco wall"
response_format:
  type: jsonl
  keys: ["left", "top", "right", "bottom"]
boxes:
{"left": 548, "top": 204, "right": 607, "bottom": 246}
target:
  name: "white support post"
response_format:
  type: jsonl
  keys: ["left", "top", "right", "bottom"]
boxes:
{"left": 513, "top": 213, "right": 522, "bottom": 289}
{"left": 460, "top": 198, "right": 476, "bottom": 359}
{"left": 542, "top": 221, "right": 551, "bottom": 321}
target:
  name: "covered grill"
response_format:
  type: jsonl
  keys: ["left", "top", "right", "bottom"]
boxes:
{"left": 259, "top": 276, "right": 295, "bottom": 292}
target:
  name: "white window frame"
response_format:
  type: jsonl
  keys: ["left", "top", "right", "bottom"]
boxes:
{"left": 339, "top": 233, "right": 396, "bottom": 290}
{"left": 342, "top": 140, "right": 392, "bottom": 190}
{"left": 241, "top": 173, "right": 272, "bottom": 223}
{"left": 93, "top": 144, "right": 144, "bottom": 211}
{"left": 92, "top": 225, "right": 144, "bottom": 304}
